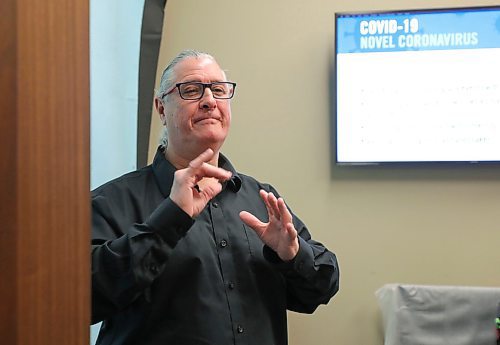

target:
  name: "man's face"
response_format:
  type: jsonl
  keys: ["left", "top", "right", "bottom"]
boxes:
{"left": 161, "top": 56, "right": 232, "bottom": 156}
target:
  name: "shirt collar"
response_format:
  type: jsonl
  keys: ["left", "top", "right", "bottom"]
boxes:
{"left": 218, "top": 153, "right": 242, "bottom": 193}
{"left": 152, "top": 146, "right": 242, "bottom": 198}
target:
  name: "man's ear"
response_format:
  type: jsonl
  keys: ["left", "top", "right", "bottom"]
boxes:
{"left": 154, "top": 97, "right": 167, "bottom": 125}
{"left": 154, "top": 97, "right": 164, "bottom": 113}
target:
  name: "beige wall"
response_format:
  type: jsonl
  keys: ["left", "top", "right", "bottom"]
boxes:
{"left": 149, "top": 1, "right": 500, "bottom": 344}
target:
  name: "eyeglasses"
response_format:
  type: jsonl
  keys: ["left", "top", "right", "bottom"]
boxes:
{"left": 162, "top": 81, "right": 236, "bottom": 100}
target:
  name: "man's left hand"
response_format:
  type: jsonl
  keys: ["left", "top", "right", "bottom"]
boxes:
{"left": 239, "top": 190, "right": 299, "bottom": 262}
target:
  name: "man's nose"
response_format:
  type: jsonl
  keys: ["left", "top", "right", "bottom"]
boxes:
{"left": 199, "top": 87, "right": 217, "bottom": 109}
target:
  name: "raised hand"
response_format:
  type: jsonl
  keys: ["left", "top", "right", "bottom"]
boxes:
{"left": 169, "top": 149, "right": 232, "bottom": 217}
{"left": 239, "top": 190, "right": 299, "bottom": 261}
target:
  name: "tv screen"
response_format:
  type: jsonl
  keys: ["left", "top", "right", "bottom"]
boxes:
{"left": 335, "top": 6, "right": 500, "bottom": 165}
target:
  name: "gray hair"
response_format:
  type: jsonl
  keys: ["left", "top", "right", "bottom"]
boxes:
{"left": 156, "top": 49, "right": 225, "bottom": 147}
{"left": 155, "top": 49, "right": 218, "bottom": 100}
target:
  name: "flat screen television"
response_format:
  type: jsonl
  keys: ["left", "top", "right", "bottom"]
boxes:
{"left": 335, "top": 6, "right": 500, "bottom": 165}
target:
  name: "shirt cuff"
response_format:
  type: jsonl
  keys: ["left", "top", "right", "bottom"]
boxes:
{"left": 145, "top": 198, "right": 194, "bottom": 246}
{"left": 263, "top": 237, "right": 314, "bottom": 278}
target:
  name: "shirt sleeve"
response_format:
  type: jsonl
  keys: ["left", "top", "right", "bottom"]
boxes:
{"left": 261, "top": 187, "right": 340, "bottom": 314}
{"left": 91, "top": 195, "right": 194, "bottom": 323}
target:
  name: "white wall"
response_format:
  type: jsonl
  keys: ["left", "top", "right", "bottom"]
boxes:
{"left": 90, "top": 0, "right": 143, "bottom": 189}
{"left": 89, "top": 0, "right": 145, "bottom": 343}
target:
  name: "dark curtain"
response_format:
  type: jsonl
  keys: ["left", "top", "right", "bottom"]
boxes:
{"left": 137, "top": 0, "right": 168, "bottom": 168}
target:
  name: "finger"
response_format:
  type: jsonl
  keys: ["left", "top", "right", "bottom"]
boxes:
{"left": 197, "top": 163, "right": 232, "bottom": 181}
{"left": 239, "top": 211, "right": 266, "bottom": 236}
{"left": 259, "top": 190, "right": 275, "bottom": 218}
{"left": 267, "top": 192, "right": 281, "bottom": 220}
{"left": 188, "top": 148, "right": 215, "bottom": 169}
{"left": 285, "top": 222, "right": 298, "bottom": 241}
{"left": 198, "top": 179, "right": 223, "bottom": 200}
{"left": 284, "top": 223, "right": 299, "bottom": 261}
{"left": 277, "top": 198, "right": 293, "bottom": 224}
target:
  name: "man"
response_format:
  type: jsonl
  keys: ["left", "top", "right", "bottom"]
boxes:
{"left": 91, "top": 49, "right": 339, "bottom": 345}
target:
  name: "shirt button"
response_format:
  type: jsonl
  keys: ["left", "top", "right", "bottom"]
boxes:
{"left": 228, "top": 282, "right": 235, "bottom": 290}
{"left": 237, "top": 325, "right": 244, "bottom": 333}
{"left": 220, "top": 239, "right": 228, "bottom": 248}
{"left": 149, "top": 264, "right": 159, "bottom": 275}
{"left": 212, "top": 202, "right": 219, "bottom": 208}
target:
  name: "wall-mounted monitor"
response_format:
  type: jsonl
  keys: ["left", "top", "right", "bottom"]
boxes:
{"left": 335, "top": 6, "right": 500, "bottom": 165}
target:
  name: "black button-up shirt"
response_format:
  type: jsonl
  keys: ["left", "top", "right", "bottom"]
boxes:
{"left": 91, "top": 147, "right": 339, "bottom": 345}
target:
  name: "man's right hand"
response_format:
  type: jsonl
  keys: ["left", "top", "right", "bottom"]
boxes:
{"left": 169, "top": 149, "right": 232, "bottom": 217}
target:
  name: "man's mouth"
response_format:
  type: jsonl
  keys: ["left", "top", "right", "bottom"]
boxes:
{"left": 193, "top": 116, "right": 221, "bottom": 124}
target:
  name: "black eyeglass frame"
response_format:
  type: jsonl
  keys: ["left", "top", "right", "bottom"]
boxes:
{"left": 161, "top": 81, "right": 237, "bottom": 100}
